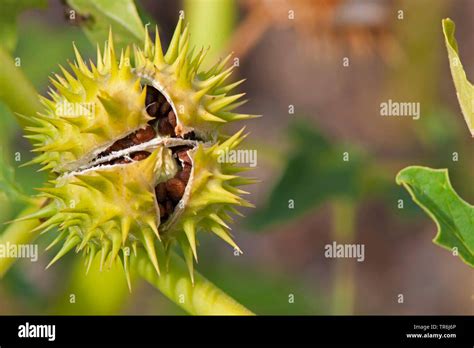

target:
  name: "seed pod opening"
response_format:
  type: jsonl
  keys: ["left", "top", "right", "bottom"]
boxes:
{"left": 21, "top": 19, "right": 258, "bottom": 287}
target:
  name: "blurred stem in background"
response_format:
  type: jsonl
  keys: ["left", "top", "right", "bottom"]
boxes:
{"left": 388, "top": 0, "right": 449, "bottom": 148}
{"left": 331, "top": 199, "right": 356, "bottom": 315}
{"left": 0, "top": 202, "right": 43, "bottom": 278}
{"left": 0, "top": 46, "right": 42, "bottom": 129}
{"left": 0, "top": 41, "right": 45, "bottom": 278}
{"left": 184, "top": 0, "right": 237, "bottom": 67}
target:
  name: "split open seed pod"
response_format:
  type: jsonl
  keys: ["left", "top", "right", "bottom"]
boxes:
{"left": 19, "top": 19, "right": 258, "bottom": 288}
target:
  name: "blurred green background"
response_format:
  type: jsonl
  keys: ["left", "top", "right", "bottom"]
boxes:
{"left": 0, "top": 0, "right": 473, "bottom": 315}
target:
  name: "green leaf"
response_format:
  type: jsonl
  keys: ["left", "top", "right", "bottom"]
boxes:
{"left": 66, "top": 0, "right": 145, "bottom": 48}
{"left": 396, "top": 166, "right": 474, "bottom": 267}
{"left": 247, "top": 121, "right": 365, "bottom": 231}
{"left": 442, "top": 18, "right": 474, "bottom": 137}
{"left": 0, "top": 0, "right": 47, "bottom": 52}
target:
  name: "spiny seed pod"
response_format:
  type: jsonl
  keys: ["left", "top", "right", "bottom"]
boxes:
{"left": 19, "top": 19, "right": 258, "bottom": 288}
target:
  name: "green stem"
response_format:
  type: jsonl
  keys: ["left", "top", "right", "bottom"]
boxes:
{"left": 0, "top": 202, "right": 43, "bottom": 278}
{"left": 0, "top": 46, "right": 42, "bottom": 128}
{"left": 131, "top": 248, "right": 254, "bottom": 315}
{"left": 0, "top": 46, "right": 44, "bottom": 278}
{"left": 184, "top": 0, "right": 237, "bottom": 68}
{"left": 331, "top": 199, "right": 356, "bottom": 315}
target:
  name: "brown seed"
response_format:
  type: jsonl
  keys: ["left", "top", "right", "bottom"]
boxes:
{"left": 158, "top": 118, "right": 175, "bottom": 136}
{"left": 171, "top": 145, "right": 192, "bottom": 154}
{"left": 155, "top": 182, "right": 167, "bottom": 203}
{"left": 113, "top": 137, "right": 135, "bottom": 151}
{"left": 112, "top": 157, "right": 131, "bottom": 164}
{"left": 160, "top": 101, "right": 171, "bottom": 116}
{"left": 167, "top": 110, "right": 177, "bottom": 128}
{"left": 131, "top": 151, "right": 150, "bottom": 161}
{"left": 165, "top": 178, "right": 185, "bottom": 203}
{"left": 145, "top": 85, "right": 165, "bottom": 117}
{"left": 108, "top": 141, "right": 123, "bottom": 152}
{"left": 177, "top": 150, "right": 191, "bottom": 165}
{"left": 157, "top": 93, "right": 166, "bottom": 104}
{"left": 133, "top": 125, "right": 156, "bottom": 144}
{"left": 158, "top": 203, "right": 165, "bottom": 218}
{"left": 145, "top": 85, "right": 161, "bottom": 106}
{"left": 176, "top": 168, "right": 191, "bottom": 183}
{"left": 146, "top": 102, "right": 159, "bottom": 117}
{"left": 165, "top": 200, "right": 174, "bottom": 216}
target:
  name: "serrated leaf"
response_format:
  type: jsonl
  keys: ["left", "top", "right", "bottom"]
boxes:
{"left": 66, "top": 0, "right": 145, "bottom": 49}
{"left": 442, "top": 18, "right": 474, "bottom": 137}
{"left": 247, "top": 121, "right": 365, "bottom": 231}
{"left": 396, "top": 166, "right": 474, "bottom": 267}
{"left": 0, "top": 0, "right": 47, "bottom": 52}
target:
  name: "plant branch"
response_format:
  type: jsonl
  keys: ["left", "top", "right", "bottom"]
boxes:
{"left": 131, "top": 247, "right": 254, "bottom": 315}
{"left": 0, "top": 47, "right": 45, "bottom": 278}
{"left": 0, "top": 200, "right": 44, "bottom": 278}
{"left": 0, "top": 46, "right": 42, "bottom": 128}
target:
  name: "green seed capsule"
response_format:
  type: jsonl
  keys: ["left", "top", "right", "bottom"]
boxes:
{"left": 20, "top": 19, "right": 258, "bottom": 288}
